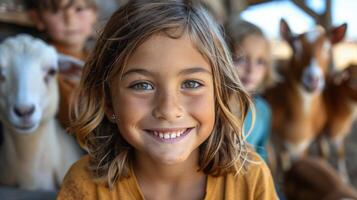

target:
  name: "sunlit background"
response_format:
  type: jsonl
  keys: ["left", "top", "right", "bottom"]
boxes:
{"left": 240, "top": 0, "right": 357, "bottom": 69}
{"left": 242, "top": 0, "right": 357, "bottom": 40}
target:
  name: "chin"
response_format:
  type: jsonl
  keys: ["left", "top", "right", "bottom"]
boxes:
{"left": 156, "top": 151, "right": 195, "bottom": 166}
{"left": 12, "top": 123, "right": 39, "bottom": 135}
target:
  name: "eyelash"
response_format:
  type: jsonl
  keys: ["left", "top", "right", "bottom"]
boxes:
{"left": 181, "top": 80, "right": 203, "bottom": 89}
{"left": 129, "top": 81, "right": 154, "bottom": 90}
{"left": 128, "top": 80, "right": 203, "bottom": 91}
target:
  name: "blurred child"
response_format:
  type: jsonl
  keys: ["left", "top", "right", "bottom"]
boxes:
{"left": 25, "top": 0, "right": 97, "bottom": 127}
{"left": 226, "top": 19, "right": 275, "bottom": 161}
{"left": 57, "top": 1, "right": 278, "bottom": 199}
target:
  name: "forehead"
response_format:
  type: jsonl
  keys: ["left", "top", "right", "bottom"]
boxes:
{"left": 0, "top": 41, "right": 57, "bottom": 69}
{"left": 235, "top": 35, "right": 269, "bottom": 55}
{"left": 302, "top": 27, "right": 325, "bottom": 43}
{"left": 60, "top": 0, "right": 92, "bottom": 8}
{"left": 123, "top": 33, "right": 211, "bottom": 74}
{"left": 41, "top": 0, "right": 93, "bottom": 11}
{"left": 240, "top": 34, "right": 267, "bottom": 46}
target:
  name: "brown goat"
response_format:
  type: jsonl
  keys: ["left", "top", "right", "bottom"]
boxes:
{"left": 320, "top": 64, "right": 357, "bottom": 183}
{"left": 265, "top": 19, "right": 347, "bottom": 176}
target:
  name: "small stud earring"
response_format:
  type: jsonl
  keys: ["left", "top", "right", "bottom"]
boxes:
{"left": 111, "top": 113, "right": 116, "bottom": 120}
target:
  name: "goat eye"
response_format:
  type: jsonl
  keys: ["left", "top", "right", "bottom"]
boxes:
{"left": 44, "top": 68, "right": 57, "bottom": 83}
{"left": 47, "top": 68, "right": 57, "bottom": 77}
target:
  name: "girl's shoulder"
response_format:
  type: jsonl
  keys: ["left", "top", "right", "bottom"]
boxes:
{"left": 205, "top": 152, "right": 278, "bottom": 199}
{"left": 63, "top": 155, "right": 92, "bottom": 180}
{"left": 57, "top": 155, "right": 97, "bottom": 200}
{"left": 253, "top": 95, "right": 270, "bottom": 109}
{"left": 253, "top": 95, "right": 272, "bottom": 116}
{"left": 241, "top": 152, "right": 274, "bottom": 183}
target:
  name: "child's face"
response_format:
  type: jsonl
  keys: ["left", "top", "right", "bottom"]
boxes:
{"left": 107, "top": 33, "right": 215, "bottom": 166}
{"left": 37, "top": 0, "right": 97, "bottom": 48}
{"left": 234, "top": 35, "right": 269, "bottom": 92}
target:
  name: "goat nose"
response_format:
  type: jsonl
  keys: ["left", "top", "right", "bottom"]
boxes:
{"left": 310, "top": 76, "right": 320, "bottom": 84}
{"left": 14, "top": 105, "right": 35, "bottom": 117}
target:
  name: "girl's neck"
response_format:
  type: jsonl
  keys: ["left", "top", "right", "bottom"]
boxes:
{"left": 133, "top": 150, "right": 207, "bottom": 200}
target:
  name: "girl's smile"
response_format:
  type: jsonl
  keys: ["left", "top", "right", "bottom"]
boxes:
{"left": 145, "top": 127, "right": 194, "bottom": 142}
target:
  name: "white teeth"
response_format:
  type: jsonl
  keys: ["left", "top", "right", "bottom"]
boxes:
{"left": 151, "top": 129, "right": 187, "bottom": 139}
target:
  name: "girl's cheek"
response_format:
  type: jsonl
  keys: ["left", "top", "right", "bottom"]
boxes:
{"left": 118, "top": 94, "right": 151, "bottom": 113}
{"left": 184, "top": 92, "right": 215, "bottom": 118}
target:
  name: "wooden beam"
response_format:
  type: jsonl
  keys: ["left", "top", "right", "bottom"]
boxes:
{"left": 247, "top": 0, "right": 274, "bottom": 6}
{"left": 323, "top": 0, "right": 332, "bottom": 29}
{"left": 292, "top": 0, "right": 320, "bottom": 23}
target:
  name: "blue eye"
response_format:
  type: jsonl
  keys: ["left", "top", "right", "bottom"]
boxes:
{"left": 233, "top": 57, "right": 248, "bottom": 66}
{"left": 129, "top": 82, "right": 154, "bottom": 90}
{"left": 256, "top": 58, "right": 267, "bottom": 67}
{"left": 75, "top": 6, "right": 87, "bottom": 12}
{"left": 182, "top": 80, "right": 202, "bottom": 89}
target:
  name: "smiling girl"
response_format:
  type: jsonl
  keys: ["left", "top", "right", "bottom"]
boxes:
{"left": 57, "top": 1, "right": 277, "bottom": 199}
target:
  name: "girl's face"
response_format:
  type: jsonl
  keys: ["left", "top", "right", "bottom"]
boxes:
{"left": 37, "top": 0, "right": 97, "bottom": 49}
{"left": 234, "top": 35, "right": 269, "bottom": 92}
{"left": 108, "top": 33, "right": 215, "bottom": 166}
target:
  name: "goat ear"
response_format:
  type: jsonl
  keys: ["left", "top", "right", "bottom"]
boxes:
{"left": 333, "top": 71, "right": 349, "bottom": 85}
{"left": 58, "top": 54, "right": 84, "bottom": 82}
{"left": 280, "top": 19, "right": 292, "bottom": 42}
{"left": 329, "top": 23, "right": 347, "bottom": 44}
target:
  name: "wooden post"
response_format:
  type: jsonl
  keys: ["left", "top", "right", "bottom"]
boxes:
{"left": 292, "top": 0, "right": 332, "bottom": 29}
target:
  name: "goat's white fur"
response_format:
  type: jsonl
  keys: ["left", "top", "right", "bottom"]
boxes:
{"left": 0, "top": 34, "right": 82, "bottom": 190}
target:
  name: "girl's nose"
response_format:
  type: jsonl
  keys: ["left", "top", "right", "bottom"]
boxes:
{"left": 63, "top": 9, "right": 75, "bottom": 25}
{"left": 152, "top": 91, "right": 183, "bottom": 121}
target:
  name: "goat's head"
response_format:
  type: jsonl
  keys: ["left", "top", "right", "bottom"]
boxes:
{"left": 0, "top": 34, "right": 83, "bottom": 134}
{"left": 332, "top": 64, "right": 357, "bottom": 101}
{"left": 280, "top": 19, "right": 347, "bottom": 93}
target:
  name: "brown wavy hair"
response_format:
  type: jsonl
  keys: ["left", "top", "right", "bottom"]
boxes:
{"left": 69, "top": 0, "right": 253, "bottom": 188}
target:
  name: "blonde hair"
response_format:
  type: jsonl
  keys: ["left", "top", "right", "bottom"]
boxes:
{"left": 225, "top": 18, "right": 275, "bottom": 92}
{"left": 70, "top": 0, "right": 253, "bottom": 188}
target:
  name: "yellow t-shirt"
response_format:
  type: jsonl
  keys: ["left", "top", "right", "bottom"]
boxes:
{"left": 57, "top": 155, "right": 278, "bottom": 200}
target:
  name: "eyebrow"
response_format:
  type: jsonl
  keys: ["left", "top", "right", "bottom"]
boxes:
{"left": 122, "top": 66, "right": 212, "bottom": 77}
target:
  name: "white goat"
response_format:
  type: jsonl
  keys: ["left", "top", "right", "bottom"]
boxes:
{"left": 0, "top": 34, "right": 82, "bottom": 190}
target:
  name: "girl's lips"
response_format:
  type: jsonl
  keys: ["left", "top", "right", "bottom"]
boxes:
{"left": 145, "top": 128, "right": 193, "bottom": 142}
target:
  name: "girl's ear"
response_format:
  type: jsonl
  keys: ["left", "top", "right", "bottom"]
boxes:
{"left": 104, "top": 90, "right": 117, "bottom": 123}
{"left": 27, "top": 10, "right": 45, "bottom": 31}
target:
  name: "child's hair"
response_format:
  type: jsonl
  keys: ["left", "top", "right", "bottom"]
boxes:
{"left": 24, "top": 0, "right": 97, "bottom": 12}
{"left": 70, "top": 0, "right": 252, "bottom": 187}
{"left": 225, "top": 18, "right": 275, "bottom": 91}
